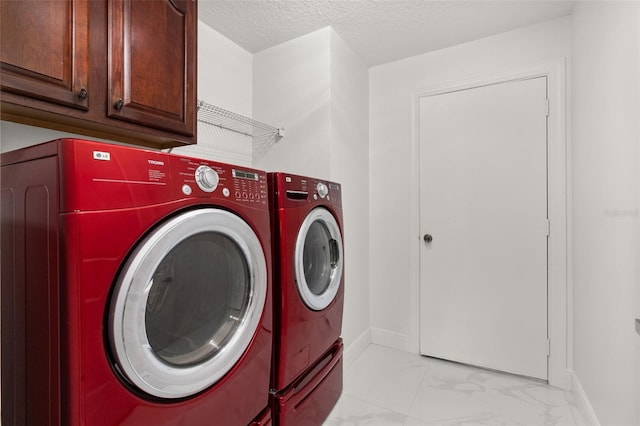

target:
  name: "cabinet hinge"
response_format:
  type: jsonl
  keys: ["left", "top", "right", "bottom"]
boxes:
{"left": 546, "top": 339, "right": 551, "bottom": 356}
{"left": 546, "top": 219, "right": 550, "bottom": 236}
{"left": 545, "top": 98, "right": 550, "bottom": 117}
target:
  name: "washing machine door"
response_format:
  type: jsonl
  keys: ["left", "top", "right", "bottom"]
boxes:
{"left": 109, "top": 208, "right": 267, "bottom": 399}
{"left": 294, "top": 207, "right": 343, "bottom": 311}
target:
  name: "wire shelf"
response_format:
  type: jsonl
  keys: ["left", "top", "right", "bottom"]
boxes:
{"left": 196, "top": 100, "right": 283, "bottom": 162}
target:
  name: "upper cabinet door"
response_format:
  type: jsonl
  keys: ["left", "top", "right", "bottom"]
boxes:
{"left": 0, "top": 0, "right": 89, "bottom": 110}
{"left": 108, "top": 0, "right": 196, "bottom": 136}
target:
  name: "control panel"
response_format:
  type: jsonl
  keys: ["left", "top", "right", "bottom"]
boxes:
{"left": 277, "top": 173, "right": 341, "bottom": 207}
{"left": 173, "top": 156, "right": 267, "bottom": 205}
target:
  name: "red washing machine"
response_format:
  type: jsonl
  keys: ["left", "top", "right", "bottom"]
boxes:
{"left": 1, "top": 138, "right": 273, "bottom": 426}
{"left": 267, "top": 172, "right": 344, "bottom": 426}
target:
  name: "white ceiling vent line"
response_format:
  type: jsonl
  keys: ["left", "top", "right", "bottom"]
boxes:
{"left": 196, "top": 100, "right": 284, "bottom": 162}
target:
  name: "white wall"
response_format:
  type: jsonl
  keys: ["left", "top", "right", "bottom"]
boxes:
{"left": 0, "top": 121, "right": 100, "bottom": 152}
{"left": 571, "top": 2, "right": 640, "bottom": 425}
{"left": 254, "top": 27, "right": 371, "bottom": 361}
{"left": 253, "top": 28, "right": 332, "bottom": 178}
{"left": 369, "top": 17, "right": 571, "bottom": 352}
{"left": 329, "top": 30, "right": 371, "bottom": 360}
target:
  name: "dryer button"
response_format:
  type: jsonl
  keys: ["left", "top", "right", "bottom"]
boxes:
{"left": 182, "top": 184, "right": 192, "bottom": 196}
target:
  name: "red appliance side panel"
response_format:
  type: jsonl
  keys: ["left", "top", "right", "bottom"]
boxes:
{"left": 1, "top": 155, "right": 61, "bottom": 426}
{"left": 273, "top": 340, "right": 343, "bottom": 426}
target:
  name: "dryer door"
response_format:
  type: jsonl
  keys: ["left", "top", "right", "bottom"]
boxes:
{"left": 294, "top": 207, "right": 343, "bottom": 311}
{"left": 109, "top": 208, "right": 267, "bottom": 399}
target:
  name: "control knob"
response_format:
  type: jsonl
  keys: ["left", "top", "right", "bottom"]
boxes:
{"left": 317, "top": 182, "right": 329, "bottom": 198}
{"left": 195, "top": 165, "right": 219, "bottom": 193}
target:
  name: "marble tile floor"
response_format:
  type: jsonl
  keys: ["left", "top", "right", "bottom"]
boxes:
{"left": 325, "top": 344, "right": 588, "bottom": 426}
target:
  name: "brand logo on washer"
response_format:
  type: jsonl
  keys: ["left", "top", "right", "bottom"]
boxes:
{"left": 148, "top": 159, "right": 165, "bottom": 166}
{"left": 93, "top": 151, "right": 111, "bottom": 161}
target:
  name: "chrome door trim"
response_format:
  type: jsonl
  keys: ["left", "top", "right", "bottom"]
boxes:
{"left": 109, "top": 208, "right": 267, "bottom": 399}
{"left": 294, "top": 207, "right": 343, "bottom": 311}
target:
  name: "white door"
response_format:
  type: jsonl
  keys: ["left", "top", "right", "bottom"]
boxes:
{"left": 419, "top": 77, "right": 549, "bottom": 379}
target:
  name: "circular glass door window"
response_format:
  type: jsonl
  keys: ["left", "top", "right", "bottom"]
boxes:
{"left": 294, "top": 207, "right": 343, "bottom": 310}
{"left": 109, "top": 208, "right": 267, "bottom": 399}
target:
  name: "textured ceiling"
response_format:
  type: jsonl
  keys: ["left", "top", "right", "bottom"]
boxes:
{"left": 198, "top": 0, "right": 575, "bottom": 67}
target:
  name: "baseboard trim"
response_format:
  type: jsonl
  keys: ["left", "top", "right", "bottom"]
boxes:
{"left": 370, "top": 327, "right": 410, "bottom": 351}
{"left": 343, "top": 328, "right": 371, "bottom": 371}
{"left": 571, "top": 370, "right": 601, "bottom": 426}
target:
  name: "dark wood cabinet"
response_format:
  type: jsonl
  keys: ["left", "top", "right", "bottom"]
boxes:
{"left": 0, "top": 0, "right": 90, "bottom": 110}
{"left": 0, "top": 0, "right": 197, "bottom": 149}
{"left": 108, "top": 0, "right": 196, "bottom": 136}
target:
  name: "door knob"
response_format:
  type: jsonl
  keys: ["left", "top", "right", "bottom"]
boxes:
{"left": 423, "top": 234, "right": 433, "bottom": 243}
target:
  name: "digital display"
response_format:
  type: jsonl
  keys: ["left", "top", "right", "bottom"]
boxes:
{"left": 232, "top": 169, "right": 259, "bottom": 181}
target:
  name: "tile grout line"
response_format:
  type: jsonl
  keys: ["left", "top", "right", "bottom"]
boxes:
{"left": 404, "top": 356, "right": 434, "bottom": 418}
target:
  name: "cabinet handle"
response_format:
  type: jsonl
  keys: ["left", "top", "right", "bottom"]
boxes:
{"left": 115, "top": 98, "right": 124, "bottom": 111}
{"left": 78, "top": 88, "right": 88, "bottom": 100}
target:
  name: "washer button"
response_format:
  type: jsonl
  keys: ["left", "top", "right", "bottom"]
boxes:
{"left": 182, "top": 184, "right": 192, "bottom": 195}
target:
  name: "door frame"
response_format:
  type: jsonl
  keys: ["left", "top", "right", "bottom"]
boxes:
{"left": 408, "top": 59, "right": 569, "bottom": 389}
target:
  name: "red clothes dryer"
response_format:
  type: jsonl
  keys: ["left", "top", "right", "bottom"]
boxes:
{"left": 1, "top": 139, "right": 273, "bottom": 426}
{"left": 267, "top": 172, "right": 345, "bottom": 425}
